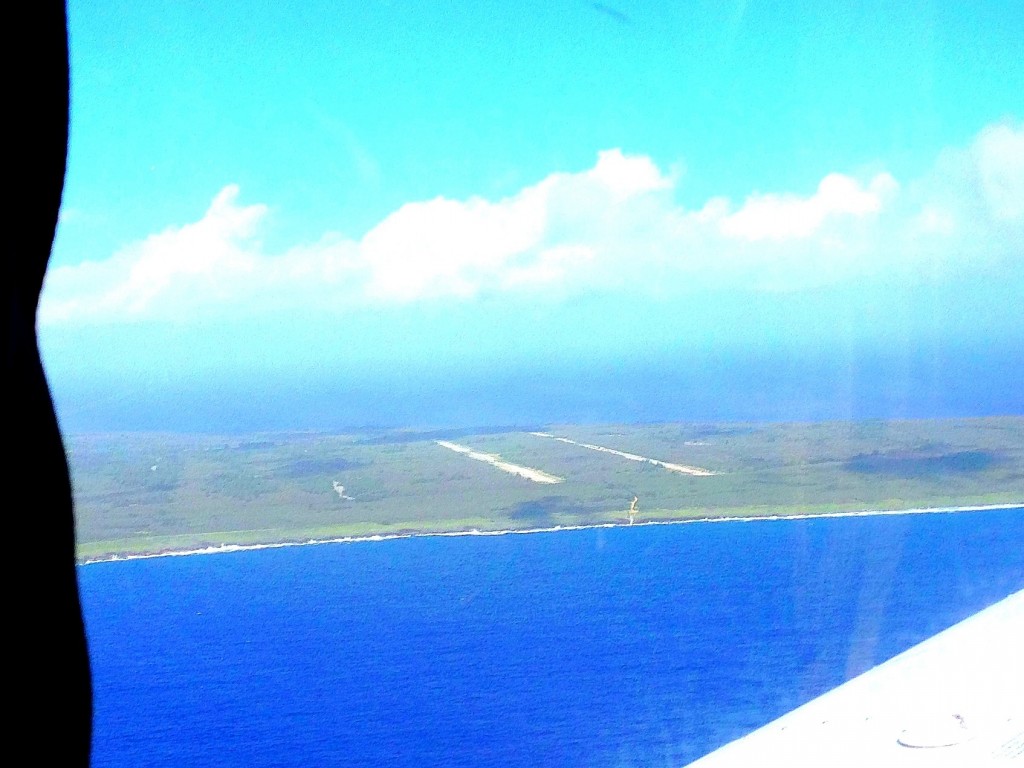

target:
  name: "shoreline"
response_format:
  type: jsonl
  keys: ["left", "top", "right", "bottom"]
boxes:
{"left": 78, "top": 502, "right": 1023, "bottom": 566}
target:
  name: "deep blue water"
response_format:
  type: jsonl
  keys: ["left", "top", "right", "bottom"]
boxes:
{"left": 81, "top": 508, "right": 1024, "bottom": 767}
{"left": 52, "top": 344, "right": 1024, "bottom": 434}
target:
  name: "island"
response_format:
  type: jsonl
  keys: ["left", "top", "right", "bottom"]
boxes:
{"left": 68, "top": 416, "right": 1024, "bottom": 562}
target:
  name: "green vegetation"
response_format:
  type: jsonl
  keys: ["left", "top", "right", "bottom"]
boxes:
{"left": 68, "top": 417, "right": 1024, "bottom": 561}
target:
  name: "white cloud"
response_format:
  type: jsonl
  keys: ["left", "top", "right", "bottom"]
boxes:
{"left": 586, "top": 148, "right": 674, "bottom": 199}
{"left": 39, "top": 122, "right": 1023, "bottom": 324}
{"left": 719, "top": 172, "right": 897, "bottom": 241}
{"left": 974, "top": 123, "right": 1024, "bottom": 221}
{"left": 42, "top": 186, "right": 268, "bottom": 322}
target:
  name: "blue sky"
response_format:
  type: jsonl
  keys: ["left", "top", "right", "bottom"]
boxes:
{"left": 40, "top": 1, "right": 1024, "bottom": 430}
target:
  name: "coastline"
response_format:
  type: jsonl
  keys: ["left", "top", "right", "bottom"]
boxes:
{"left": 78, "top": 501, "right": 1023, "bottom": 566}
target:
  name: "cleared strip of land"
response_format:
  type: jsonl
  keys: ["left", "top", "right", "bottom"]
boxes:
{"left": 436, "top": 440, "right": 564, "bottom": 484}
{"left": 531, "top": 432, "right": 717, "bottom": 476}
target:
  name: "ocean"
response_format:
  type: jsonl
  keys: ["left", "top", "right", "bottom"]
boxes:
{"left": 52, "top": 344, "right": 1024, "bottom": 434}
{"left": 80, "top": 507, "right": 1024, "bottom": 767}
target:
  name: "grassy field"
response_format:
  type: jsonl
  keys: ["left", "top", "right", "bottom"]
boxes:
{"left": 68, "top": 417, "right": 1024, "bottom": 560}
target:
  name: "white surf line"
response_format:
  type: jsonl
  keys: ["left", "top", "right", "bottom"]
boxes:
{"left": 530, "top": 432, "right": 717, "bottom": 476}
{"left": 435, "top": 440, "right": 564, "bottom": 484}
{"left": 78, "top": 503, "right": 1023, "bottom": 565}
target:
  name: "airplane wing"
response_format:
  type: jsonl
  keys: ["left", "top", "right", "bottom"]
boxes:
{"left": 688, "top": 589, "right": 1024, "bottom": 766}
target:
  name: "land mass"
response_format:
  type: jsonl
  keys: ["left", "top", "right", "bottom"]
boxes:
{"left": 69, "top": 416, "right": 1024, "bottom": 562}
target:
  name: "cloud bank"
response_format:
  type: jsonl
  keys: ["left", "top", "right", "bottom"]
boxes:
{"left": 40, "top": 122, "right": 1023, "bottom": 324}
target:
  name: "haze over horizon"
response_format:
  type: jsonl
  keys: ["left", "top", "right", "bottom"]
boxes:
{"left": 40, "top": 1, "right": 1023, "bottom": 432}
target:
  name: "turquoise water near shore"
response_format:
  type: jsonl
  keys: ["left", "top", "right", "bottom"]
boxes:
{"left": 81, "top": 506, "right": 1024, "bottom": 766}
